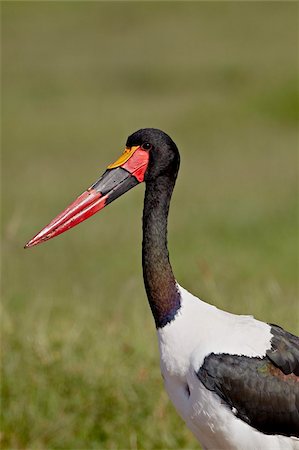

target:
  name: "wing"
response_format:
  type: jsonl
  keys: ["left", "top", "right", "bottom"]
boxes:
{"left": 266, "top": 324, "right": 299, "bottom": 376}
{"left": 197, "top": 325, "right": 299, "bottom": 438}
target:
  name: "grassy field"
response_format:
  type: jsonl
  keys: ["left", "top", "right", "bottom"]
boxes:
{"left": 2, "top": 2, "right": 298, "bottom": 449}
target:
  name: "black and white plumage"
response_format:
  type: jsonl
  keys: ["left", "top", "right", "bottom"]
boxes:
{"left": 198, "top": 348, "right": 298, "bottom": 437}
{"left": 158, "top": 286, "right": 299, "bottom": 449}
{"left": 26, "top": 128, "right": 299, "bottom": 449}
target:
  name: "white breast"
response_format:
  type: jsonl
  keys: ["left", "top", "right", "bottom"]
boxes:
{"left": 157, "top": 284, "right": 299, "bottom": 450}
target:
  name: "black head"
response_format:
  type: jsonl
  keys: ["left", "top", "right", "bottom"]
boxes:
{"left": 126, "top": 128, "right": 180, "bottom": 182}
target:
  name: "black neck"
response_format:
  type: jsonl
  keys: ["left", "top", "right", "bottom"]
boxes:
{"left": 142, "top": 174, "right": 181, "bottom": 328}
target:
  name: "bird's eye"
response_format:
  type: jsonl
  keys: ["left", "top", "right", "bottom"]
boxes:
{"left": 141, "top": 143, "right": 152, "bottom": 151}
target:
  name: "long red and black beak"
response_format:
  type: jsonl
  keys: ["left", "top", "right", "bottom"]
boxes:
{"left": 25, "top": 145, "right": 149, "bottom": 248}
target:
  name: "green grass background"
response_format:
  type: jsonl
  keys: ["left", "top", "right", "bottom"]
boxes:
{"left": 2, "top": 2, "right": 298, "bottom": 449}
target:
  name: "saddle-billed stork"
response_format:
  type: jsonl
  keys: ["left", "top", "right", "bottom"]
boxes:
{"left": 26, "top": 128, "right": 299, "bottom": 449}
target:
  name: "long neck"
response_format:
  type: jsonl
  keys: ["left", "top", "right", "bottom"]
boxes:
{"left": 142, "top": 175, "right": 181, "bottom": 328}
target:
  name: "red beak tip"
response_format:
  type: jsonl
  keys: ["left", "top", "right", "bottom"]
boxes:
{"left": 24, "top": 236, "right": 44, "bottom": 248}
{"left": 24, "top": 240, "right": 34, "bottom": 249}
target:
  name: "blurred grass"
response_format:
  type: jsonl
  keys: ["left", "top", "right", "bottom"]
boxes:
{"left": 2, "top": 2, "right": 298, "bottom": 449}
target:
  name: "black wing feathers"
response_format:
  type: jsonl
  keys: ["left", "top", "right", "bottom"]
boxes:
{"left": 197, "top": 325, "right": 299, "bottom": 438}
{"left": 266, "top": 324, "right": 299, "bottom": 376}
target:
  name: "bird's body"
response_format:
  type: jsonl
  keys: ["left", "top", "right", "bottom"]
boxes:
{"left": 26, "top": 128, "right": 299, "bottom": 449}
{"left": 158, "top": 285, "right": 298, "bottom": 449}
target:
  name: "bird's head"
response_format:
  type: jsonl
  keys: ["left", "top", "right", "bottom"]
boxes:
{"left": 126, "top": 128, "right": 180, "bottom": 182}
{"left": 25, "top": 128, "right": 180, "bottom": 248}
